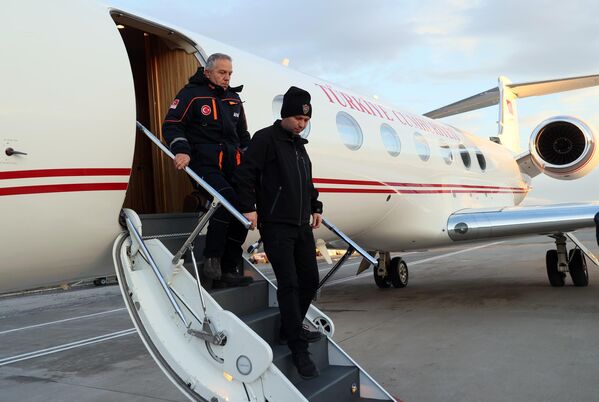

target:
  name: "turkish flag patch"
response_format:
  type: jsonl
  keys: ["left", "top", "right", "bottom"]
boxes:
{"left": 201, "top": 105, "right": 212, "bottom": 116}
{"left": 170, "top": 99, "right": 179, "bottom": 109}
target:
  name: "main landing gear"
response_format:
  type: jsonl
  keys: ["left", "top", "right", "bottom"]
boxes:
{"left": 545, "top": 234, "right": 589, "bottom": 287}
{"left": 374, "top": 252, "right": 409, "bottom": 289}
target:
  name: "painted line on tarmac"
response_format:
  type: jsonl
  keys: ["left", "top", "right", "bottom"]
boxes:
{"left": 0, "top": 328, "right": 137, "bottom": 366}
{"left": 407, "top": 241, "right": 504, "bottom": 267}
{"left": 0, "top": 308, "right": 127, "bottom": 336}
{"left": 324, "top": 241, "right": 505, "bottom": 287}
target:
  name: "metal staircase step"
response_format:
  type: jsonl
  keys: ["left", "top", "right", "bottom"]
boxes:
{"left": 272, "top": 337, "right": 329, "bottom": 384}
{"left": 295, "top": 365, "right": 361, "bottom": 402}
{"left": 139, "top": 213, "right": 200, "bottom": 235}
{"left": 208, "top": 280, "right": 269, "bottom": 316}
{"left": 238, "top": 307, "right": 280, "bottom": 344}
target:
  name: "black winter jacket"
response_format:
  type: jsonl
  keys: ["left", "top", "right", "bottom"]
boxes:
{"left": 162, "top": 68, "right": 250, "bottom": 170}
{"left": 234, "top": 120, "right": 323, "bottom": 226}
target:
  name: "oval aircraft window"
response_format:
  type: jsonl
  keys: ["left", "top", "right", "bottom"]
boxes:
{"left": 475, "top": 149, "right": 487, "bottom": 171}
{"left": 272, "top": 95, "right": 311, "bottom": 138}
{"left": 458, "top": 144, "right": 471, "bottom": 168}
{"left": 380, "top": 124, "right": 401, "bottom": 157}
{"left": 439, "top": 143, "right": 453, "bottom": 165}
{"left": 413, "top": 132, "right": 430, "bottom": 161}
{"left": 336, "top": 112, "right": 363, "bottom": 150}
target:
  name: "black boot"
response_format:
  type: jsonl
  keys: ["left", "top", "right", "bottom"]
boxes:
{"left": 202, "top": 257, "right": 221, "bottom": 280}
{"left": 220, "top": 272, "right": 253, "bottom": 287}
{"left": 292, "top": 351, "right": 319, "bottom": 379}
{"left": 279, "top": 325, "right": 322, "bottom": 345}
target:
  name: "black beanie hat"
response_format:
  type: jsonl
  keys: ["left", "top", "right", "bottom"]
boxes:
{"left": 281, "top": 86, "right": 312, "bottom": 118}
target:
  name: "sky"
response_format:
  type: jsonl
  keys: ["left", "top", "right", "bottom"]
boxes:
{"left": 111, "top": 0, "right": 599, "bottom": 203}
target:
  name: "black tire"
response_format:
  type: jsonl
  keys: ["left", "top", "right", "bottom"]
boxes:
{"left": 389, "top": 257, "right": 408, "bottom": 288}
{"left": 373, "top": 262, "right": 391, "bottom": 289}
{"left": 100, "top": 278, "right": 108, "bottom": 286}
{"left": 568, "top": 249, "right": 589, "bottom": 287}
{"left": 546, "top": 249, "right": 565, "bottom": 287}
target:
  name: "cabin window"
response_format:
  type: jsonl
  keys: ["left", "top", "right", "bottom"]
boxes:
{"left": 380, "top": 124, "right": 401, "bottom": 157}
{"left": 272, "top": 95, "right": 311, "bottom": 138}
{"left": 413, "top": 132, "right": 431, "bottom": 162}
{"left": 458, "top": 144, "right": 471, "bottom": 168}
{"left": 475, "top": 148, "right": 487, "bottom": 171}
{"left": 439, "top": 143, "right": 453, "bottom": 165}
{"left": 336, "top": 112, "right": 363, "bottom": 150}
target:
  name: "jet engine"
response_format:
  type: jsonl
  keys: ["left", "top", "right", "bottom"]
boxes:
{"left": 529, "top": 116, "right": 598, "bottom": 180}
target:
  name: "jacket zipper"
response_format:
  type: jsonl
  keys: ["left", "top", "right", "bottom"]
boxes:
{"left": 269, "top": 186, "right": 282, "bottom": 215}
{"left": 295, "top": 147, "right": 303, "bottom": 225}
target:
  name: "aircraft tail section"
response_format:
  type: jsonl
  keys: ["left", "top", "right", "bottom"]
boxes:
{"left": 497, "top": 76, "right": 520, "bottom": 153}
{"left": 424, "top": 74, "right": 599, "bottom": 153}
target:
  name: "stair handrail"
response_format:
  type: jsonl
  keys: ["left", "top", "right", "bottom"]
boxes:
{"left": 321, "top": 218, "right": 376, "bottom": 265}
{"left": 136, "top": 121, "right": 251, "bottom": 229}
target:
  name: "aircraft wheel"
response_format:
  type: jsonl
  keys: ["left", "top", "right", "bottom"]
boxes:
{"left": 568, "top": 249, "right": 588, "bottom": 287}
{"left": 546, "top": 250, "right": 565, "bottom": 287}
{"left": 373, "top": 262, "right": 391, "bottom": 289}
{"left": 389, "top": 257, "right": 408, "bottom": 288}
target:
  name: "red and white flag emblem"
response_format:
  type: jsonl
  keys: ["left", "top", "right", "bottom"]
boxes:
{"left": 201, "top": 105, "right": 212, "bottom": 116}
{"left": 170, "top": 99, "right": 179, "bottom": 109}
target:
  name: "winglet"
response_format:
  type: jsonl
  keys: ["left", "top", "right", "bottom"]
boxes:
{"left": 595, "top": 212, "right": 599, "bottom": 247}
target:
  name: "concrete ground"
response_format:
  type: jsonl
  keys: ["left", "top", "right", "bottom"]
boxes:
{"left": 1, "top": 229, "right": 598, "bottom": 402}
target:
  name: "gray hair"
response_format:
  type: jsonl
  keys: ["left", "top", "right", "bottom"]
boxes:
{"left": 205, "top": 53, "right": 232, "bottom": 70}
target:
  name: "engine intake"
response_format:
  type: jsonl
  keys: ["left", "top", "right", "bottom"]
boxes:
{"left": 529, "top": 116, "right": 597, "bottom": 180}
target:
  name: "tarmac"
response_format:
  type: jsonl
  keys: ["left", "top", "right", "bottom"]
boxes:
{"left": 1, "top": 228, "right": 598, "bottom": 402}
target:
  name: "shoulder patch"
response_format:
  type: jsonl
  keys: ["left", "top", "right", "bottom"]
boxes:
{"left": 201, "top": 105, "right": 212, "bottom": 116}
{"left": 170, "top": 99, "right": 179, "bottom": 109}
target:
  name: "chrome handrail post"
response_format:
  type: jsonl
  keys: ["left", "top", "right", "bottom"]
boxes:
{"left": 126, "top": 216, "right": 189, "bottom": 327}
{"left": 172, "top": 200, "right": 220, "bottom": 264}
{"left": 317, "top": 245, "right": 354, "bottom": 291}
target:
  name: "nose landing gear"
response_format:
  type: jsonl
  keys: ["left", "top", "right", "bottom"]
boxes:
{"left": 374, "top": 252, "right": 409, "bottom": 289}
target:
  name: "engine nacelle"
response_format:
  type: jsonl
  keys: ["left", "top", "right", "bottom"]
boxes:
{"left": 529, "top": 116, "right": 598, "bottom": 180}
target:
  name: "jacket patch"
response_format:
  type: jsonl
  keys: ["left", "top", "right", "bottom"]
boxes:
{"left": 201, "top": 105, "right": 212, "bottom": 116}
{"left": 170, "top": 99, "right": 179, "bottom": 109}
{"left": 233, "top": 112, "right": 240, "bottom": 118}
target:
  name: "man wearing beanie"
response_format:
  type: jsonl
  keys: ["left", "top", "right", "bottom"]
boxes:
{"left": 234, "top": 86, "right": 323, "bottom": 379}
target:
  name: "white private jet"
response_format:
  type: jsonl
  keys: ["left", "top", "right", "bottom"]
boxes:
{"left": 2, "top": 1, "right": 599, "bottom": 401}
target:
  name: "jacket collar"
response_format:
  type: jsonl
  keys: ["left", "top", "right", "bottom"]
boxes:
{"left": 274, "top": 120, "right": 308, "bottom": 145}
{"left": 186, "top": 67, "right": 243, "bottom": 95}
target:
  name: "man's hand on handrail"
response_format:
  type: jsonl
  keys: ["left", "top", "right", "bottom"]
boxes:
{"left": 174, "top": 153, "right": 190, "bottom": 170}
{"left": 243, "top": 212, "right": 258, "bottom": 230}
{"left": 311, "top": 213, "right": 322, "bottom": 229}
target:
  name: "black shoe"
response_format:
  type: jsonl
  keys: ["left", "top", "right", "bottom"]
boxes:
{"left": 292, "top": 351, "right": 319, "bottom": 379}
{"left": 202, "top": 257, "right": 221, "bottom": 280}
{"left": 279, "top": 325, "right": 323, "bottom": 345}
{"left": 219, "top": 272, "right": 253, "bottom": 287}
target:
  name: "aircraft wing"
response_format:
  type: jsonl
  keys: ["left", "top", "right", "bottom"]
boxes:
{"left": 447, "top": 202, "right": 599, "bottom": 248}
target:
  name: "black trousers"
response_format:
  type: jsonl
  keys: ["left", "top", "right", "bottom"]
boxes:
{"left": 261, "top": 223, "right": 319, "bottom": 353}
{"left": 195, "top": 168, "right": 248, "bottom": 274}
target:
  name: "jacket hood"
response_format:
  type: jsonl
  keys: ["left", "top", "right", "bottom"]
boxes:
{"left": 187, "top": 67, "right": 243, "bottom": 93}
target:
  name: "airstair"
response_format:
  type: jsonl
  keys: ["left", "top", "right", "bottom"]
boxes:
{"left": 112, "top": 123, "right": 396, "bottom": 402}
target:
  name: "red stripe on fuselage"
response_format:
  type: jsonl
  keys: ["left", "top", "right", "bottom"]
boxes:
{"left": 0, "top": 183, "right": 128, "bottom": 196}
{"left": 0, "top": 168, "right": 131, "bottom": 180}
{"left": 317, "top": 187, "right": 527, "bottom": 194}
{"left": 313, "top": 177, "right": 527, "bottom": 191}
